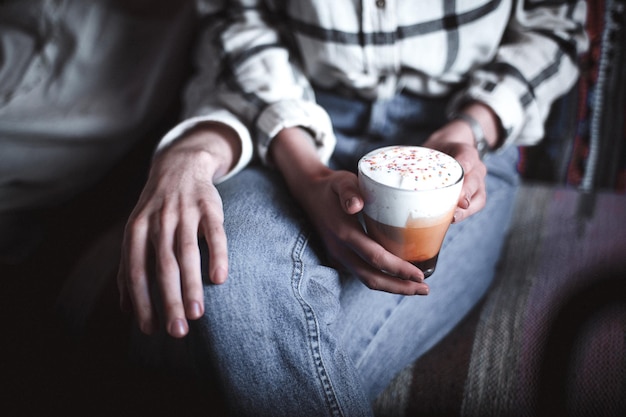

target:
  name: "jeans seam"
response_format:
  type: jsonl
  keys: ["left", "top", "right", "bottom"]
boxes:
{"left": 353, "top": 294, "right": 405, "bottom": 372}
{"left": 291, "top": 231, "right": 344, "bottom": 417}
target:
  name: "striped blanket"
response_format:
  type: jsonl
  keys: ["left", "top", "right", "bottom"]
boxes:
{"left": 375, "top": 184, "right": 626, "bottom": 416}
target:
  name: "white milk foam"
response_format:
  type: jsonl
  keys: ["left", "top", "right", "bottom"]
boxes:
{"left": 358, "top": 146, "right": 464, "bottom": 227}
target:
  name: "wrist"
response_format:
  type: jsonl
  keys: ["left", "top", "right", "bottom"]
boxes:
{"left": 453, "top": 102, "right": 503, "bottom": 154}
{"left": 158, "top": 122, "right": 241, "bottom": 182}
{"left": 271, "top": 127, "right": 332, "bottom": 195}
{"left": 452, "top": 113, "right": 491, "bottom": 160}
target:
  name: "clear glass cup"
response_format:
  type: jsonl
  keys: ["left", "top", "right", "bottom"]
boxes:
{"left": 358, "top": 146, "right": 464, "bottom": 278}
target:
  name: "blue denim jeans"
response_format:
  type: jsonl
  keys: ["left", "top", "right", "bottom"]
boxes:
{"left": 131, "top": 90, "right": 520, "bottom": 417}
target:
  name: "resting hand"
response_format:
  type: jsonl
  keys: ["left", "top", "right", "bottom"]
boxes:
{"left": 271, "top": 128, "right": 428, "bottom": 296}
{"left": 117, "top": 123, "right": 239, "bottom": 338}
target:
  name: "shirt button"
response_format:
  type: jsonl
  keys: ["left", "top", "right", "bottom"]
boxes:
{"left": 376, "top": 0, "right": 385, "bottom": 8}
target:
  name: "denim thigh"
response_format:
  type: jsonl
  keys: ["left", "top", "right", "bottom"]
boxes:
{"left": 134, "top": 166, "right": 375, "bottom": 417}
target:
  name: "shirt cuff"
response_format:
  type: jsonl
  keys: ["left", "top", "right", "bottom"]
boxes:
{"left": 255, "top": 99, "right": 336, "bottom": 166}
{"left": 155, "top": 110, "right": 254, "bottom": 184}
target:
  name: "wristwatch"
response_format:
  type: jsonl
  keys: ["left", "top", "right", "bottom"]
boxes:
{"left": 454, "top": 113, "right": 490, "bottom": 160}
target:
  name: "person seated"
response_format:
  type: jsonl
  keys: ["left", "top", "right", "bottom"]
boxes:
{"left": 117, "top": 1, "right": 588, "bottom": 416}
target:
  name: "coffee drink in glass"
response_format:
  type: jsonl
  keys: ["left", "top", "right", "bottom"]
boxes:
{"left": 358, "top": 146, "right": 464, "bottom": 278}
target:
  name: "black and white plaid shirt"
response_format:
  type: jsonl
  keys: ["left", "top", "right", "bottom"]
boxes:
{"left": 159, "top": 0, "right": 588, "bottom": 181}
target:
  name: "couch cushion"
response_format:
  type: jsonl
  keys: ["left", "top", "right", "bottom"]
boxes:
{"left": 376, "top": 184, "right": 626, "bottom": 416}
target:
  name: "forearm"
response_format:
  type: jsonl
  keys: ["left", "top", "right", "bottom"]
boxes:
{"left": 460, "top": 0, "right": 588, "bottom": 147}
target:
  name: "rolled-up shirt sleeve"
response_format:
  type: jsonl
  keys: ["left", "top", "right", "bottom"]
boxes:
{"left": 155, "top": 1, "right": 336, "bottom": 181}
{"left": 255, "top": 98, "right": 335, "bottom": 166}
{"left": 450, "top": 0, "right": 589, "bottom": 148}
{"left": 170, "top": 1, "right": 335, "bottom": 169}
